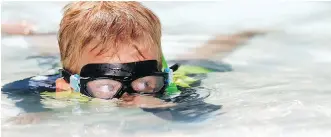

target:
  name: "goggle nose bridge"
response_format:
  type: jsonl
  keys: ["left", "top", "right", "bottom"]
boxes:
{"left": 112, "top": 82, "right": 136, "bottom": 98}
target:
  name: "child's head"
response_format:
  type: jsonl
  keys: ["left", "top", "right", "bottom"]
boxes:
{"left": 58, "top": 1, "right": 162, "bottom": 74}
{"left": 57, "top": 2, "right": 169, "bottom": 100}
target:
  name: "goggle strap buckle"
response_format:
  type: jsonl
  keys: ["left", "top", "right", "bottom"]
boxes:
{"left": 69, "top": 74, "right": 81, "bottom": 92}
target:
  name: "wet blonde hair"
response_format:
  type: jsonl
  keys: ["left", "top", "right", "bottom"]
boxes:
{"left": 58, "top": 1, "right": 162, "bottom": 73}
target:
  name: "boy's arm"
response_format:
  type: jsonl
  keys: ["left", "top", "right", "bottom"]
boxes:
{"left": 2, "top": 21, "right": 57, "bottom": 36}
{"left": 177, "top": 30, "right": 265, "bottom": 60}
{"left": 1, "top": 21, "right": 34, "bottom": 35}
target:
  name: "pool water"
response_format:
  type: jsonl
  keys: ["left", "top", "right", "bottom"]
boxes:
{"left": 2, "top": 1, "right": 331, "bottom": 137}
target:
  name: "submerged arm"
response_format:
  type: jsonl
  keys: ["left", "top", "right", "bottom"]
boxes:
{"left": 177, "top": 30, "right": 265, "bottom": 60}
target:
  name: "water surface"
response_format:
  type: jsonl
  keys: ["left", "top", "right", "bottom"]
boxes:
{"left": 2, "top": 1, "right": 331, "bottom": 137}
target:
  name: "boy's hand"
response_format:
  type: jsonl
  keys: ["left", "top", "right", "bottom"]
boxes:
{"left": 5, "top": 112, "right": 51, "bottom": 125}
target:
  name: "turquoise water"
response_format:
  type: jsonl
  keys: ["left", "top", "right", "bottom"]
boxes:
{"left": 2, "top": 1, "right": 331, "bottom": 137}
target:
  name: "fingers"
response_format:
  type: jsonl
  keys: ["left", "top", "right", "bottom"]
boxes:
{"left": 226, "top": 30, "right": 266, "bottom": 45}
{"left": 233, "top": 30, "right": 266, "bottom": 38}
{"left": 205, "top": 30, "right": 266, "bottom": 49}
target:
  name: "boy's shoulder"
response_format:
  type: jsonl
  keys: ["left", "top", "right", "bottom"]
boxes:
{"left": 2, "top": 74, "right": 60, "bottom": 94}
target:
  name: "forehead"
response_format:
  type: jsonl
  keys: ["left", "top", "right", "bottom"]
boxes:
{"left": 79, "top": 40, "right": 158, "bottom": 69}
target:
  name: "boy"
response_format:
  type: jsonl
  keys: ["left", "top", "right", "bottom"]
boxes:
{"left": 2, "top": 1, "right": 261, "bottom": 124}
